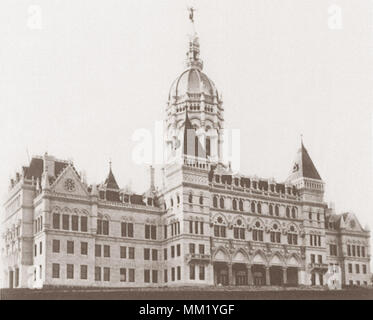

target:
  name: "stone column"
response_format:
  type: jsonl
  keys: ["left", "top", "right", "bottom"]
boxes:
{"left": 246, "top": 264, "right": 253, "bottom": 285}
{"left": 265, "top": 266, "right": 271, "bottom": 286}
{"left": 282, "top": 267, "right": 287, "bottom": 285}
{"left": 228, "top": 263, "right": 233, "bottom": 286}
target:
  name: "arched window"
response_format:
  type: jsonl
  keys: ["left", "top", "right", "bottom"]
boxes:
{"left": 257, "top": 203, "right": 262, "bottom": 214}
{"left": 194, "top": 136, "right": 199, "bottom": 158}
{"left": 213, "top": 196, "right": 218, "bottom": 208}
{"left": 220, "top": 197, "right": 225, "bottom": 209}
{"left": 206, "top": 137, "right": 211, "bottom": 157}
{"left": 188, "top": 193, "right": 193, "bottom": 204}
{"left": 291, "top": 207, "right": 297, "bottom": 219}
{"left": 214, "top": 216, "right": 226, "bottom": 238}
{"left": 252, "top": 221, "right": 264, "bottom": 242}
{"left": 251, "top": 202, "right": 256, "bottom": 213}
{"left": 269, "top": 204, "right": 274, "bottom": 216}
{"left": 275, "top": 205, "right": 280, "bottom": 217}
{"left": 233, "top": 219, "right": 245, "bottom": 240}
{"left": 287, "top": 225, "right": 298, "bottom": 245}
{"left": 270, "top": 224, "right": 281, "bottom": 243}
{"left": 239, "top": 200, "right": 244, "bottom": 211}
{"left": 177, "top": 195, "right": 180, "bottom": 205}
{"left": 170, "top": 198, "right": 174, "bottom": 207}
{"left": 286, "top": 207, "right": 290, "bottom": 218}
{"left": 199, "top": 195, "right": 203, "bottom": 205}
{"left": 232, "top": 199, "right": 237, "bottom": 210}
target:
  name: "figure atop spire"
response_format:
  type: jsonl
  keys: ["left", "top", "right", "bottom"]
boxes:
{"left": 186, "top": 6, "right": 203, "bottom": 70}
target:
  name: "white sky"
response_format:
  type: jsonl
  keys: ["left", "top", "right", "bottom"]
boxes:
{"left": 0, "top": 0, "right": 372, "bottom": 235}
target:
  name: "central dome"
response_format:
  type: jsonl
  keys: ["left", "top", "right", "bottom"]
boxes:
{"left": 168, "top": 68, "right": 219, "bottom": 101}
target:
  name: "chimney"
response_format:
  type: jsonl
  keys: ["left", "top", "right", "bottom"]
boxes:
{"left": 150, "top": 166, "right": 155, "bottom": 192}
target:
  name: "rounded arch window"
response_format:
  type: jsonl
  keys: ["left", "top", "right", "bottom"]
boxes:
{"left": 239, "top": 200, "right": 244, "bottom": 211}
{"left": 199, "top": 195, "right": 203, "bottom": 205}
{"left": 275, "top": 205, "right": 279, "bottom": 216}
{"left": 257, "top": 203, "right": 262, "bottom": 214}
{"left": 188, "top": 193, "right": 193, "bottom": 204}
{"left": 291, "top": 207, "right": 296, "bottom": 219}
{"left": 213, "top": 196, "right": 218, "bottom": 208}
{"left": 232, "top": 199, "right": 237, "bottom": 210}
{"left": 286, "top": 207, "right": 290, "bottom": 218}
{"left": 177, "top": 195, "right": 180, "bottom": 204}
{"left": 269, "top": 204, "right": 274, "bottom": 216}
{"left": 251, "top": 202, "right": 256, "bottom": 213}
{"left": 219, "top": 197, "right": 225, "bottom": 209}
{"left": 170, "top": 198, "right": 174, "bottom": 207}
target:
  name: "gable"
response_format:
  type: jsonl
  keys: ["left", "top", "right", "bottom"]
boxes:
{"left": 344, "top": 213, "right": 364, "bottom": 232}
{"left": 51, "top": 165, "right": 89, "bottom": 197}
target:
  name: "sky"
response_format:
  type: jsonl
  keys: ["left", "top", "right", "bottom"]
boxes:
{"left": 0, "top": 0, "right": 372, "bottom": 235}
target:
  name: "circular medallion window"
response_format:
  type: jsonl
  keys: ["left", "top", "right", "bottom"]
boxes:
{"left": 237, "top": 219, "right": 242, "bottom": 226}
{"left": 64, "top": 179, "right": 76, "bottom": 192}
{"left": 273, "top": 224, "right": 278, "bottom": 230}
{"left": 255, "top": 221, "right": 261, "bottom": 228}
{"left": 217, "top": 217, "right": 223, "bottom": 224}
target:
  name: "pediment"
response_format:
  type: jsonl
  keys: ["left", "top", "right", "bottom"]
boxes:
{"left": 51, "top": 165, "right": 89, "bottom": 197}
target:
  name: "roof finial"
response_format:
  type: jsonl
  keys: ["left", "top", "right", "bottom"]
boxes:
{"left": 300, "top": 134, "right": 304, "bottom": 146}
{"left": 188, "top": 6, "right": 196, "bottom": 24}
{"left": 109, "top": 158, "right": 112, "bottom": 171}
{"left": 186, "top": 6, "right": 203, "bottom": 70}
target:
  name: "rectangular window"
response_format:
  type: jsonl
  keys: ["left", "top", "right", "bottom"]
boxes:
{"left": 97, "top": 220, "right": 102, "bottom": 235}
{"left": 80, "top": 265, "right": 88, "bottom": 280}
{"left": 318, "top": 236, "right": 321, "bottom": 247}
{"left": 352, "top": 245, "right": 356, "bottom": 257}
{"left": 95, "top": 244, "right": 101, "bottom": 257}
{"left": 67, "top": 241, "right": 74, "bottom": 254}
{"left": 195, "top": 221, "right": 199, "bottom": 234}
{"left": 164, "top": 225, "right": 168, "bottom": 239}
{"left": 164, "top": 248, "right": 168, "bottom": 261}
{"left": 129, "top": 269, "right": 135, "bottom": 282}
{"left": 121, "top": 222, "right": 127, "bottom": 237}
{"left": 39, "top": 241, "right": 42, "bottom": 254}
{"left": 103, "top": 245, "right": 110, "bottom": 258}
{"left": 120, "top": 268, "right": 126, "bottom": 282}
{"left": 34, "top": 244, "right": 37, "bottom": 257}
{"left": 199, "top": 244, "right": 205, "bottom": 255}
{"left": 348, "top": 263, "right": 352, "bottom": 273}
{"left": 152, "top": 270, "right": 158, "bottom": 283}
{"left": 311, "top": 254, "right": 315, "bottom": 264}
{"left": 309, "top": 235, "right": 313, "bottom": 246}
{"left": 145, "top": 225, "right": 150, "bottom": 239}
{"left": 67, "top": 264, "right": 74, "bottom": 279}
{"left": 144, "top": 269, "right": 150, "bottom": 283}
{"left": 103, "top": 220, "right": 109, "bottom": 235}
{"left": 357, "top": 246, "right": 361, "bottom": 257}
{"left": 171, "top": 268, "right": 175, "bottom": 281}
{"left": 128, "top": 223, "right": 134, "bottom": 238}
{"left": 39, "top": 265, "right": 42, "bottom": 279}
{"left": 81, "top": 242, "right": 88, "bottom": 255}
{"left": 144, "top": 248, "right": 150, "bottom": 260}
{"left": 151, "top": 225, "right": 157, "bottom": 240}
{"left": 362, "top": 247, "right": 365, "bottom": 257}
{"left": 164, "top": 269, "right": 168, "bottom": 283}
{"left": 199, "top": 265, "right": 205, "bottom": 280}
{"left": 95, "top": 267, "right": 101, "bottom": 281}
{"left": 347, "top": 245, "right": 351, "bottom": 256}
{"left": 177, "top": 266, "right": 181, "bottom": 281}
{"left": 52, "top": 263, "right": 60, "bottom": 278}
{"left": 190, "top": 265, "right": 195, "bottom": 280}
{"left": 152, "top": 249, "right": 158, "bottom": 261}
{"left": 103, "top": 267, "right": 110, "bottom": 281}
{"left": 363, "top": 265, "right": 367, "bottom": 274}
{"left": 356, "top": 264, "right": 360, "bottom": 274}
{"left": 53, "top": 213, "right": 60, "bottom": 229}
{"left": 129, "top": 247, "right": 135, "bottom": 259}
{"left": 62, "top": 214, "right": 69, "bottom": 230}
{"left": 318, "top": 255, "right": 322, "bottom": 264}
{"left": 177, "top": 244, "right": 181, "bottom": 257}
{"left": 52, "top": 240, "right": 60, "bottom": 253}
{"left": 81, "top": 216, "right": 88, "bottom": 232}
{"left": 120, "top": 246, "right": 127, "bottom": 259}
{"left": 189, "top": 243, "right": 195, "bottom": 254}
{"left": 72, "top": 215, "right": 79, "bottom": 231}
{"left": 171, "top": 246, "right": 175, "bottom": 258}
{"left": 200, "top": 222, "right": 204, "bottom": 235}
{"left": 189, "top": 221, "right": 193, "bottom": 234}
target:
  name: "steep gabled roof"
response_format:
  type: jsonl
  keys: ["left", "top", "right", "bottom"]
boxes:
{"left": 288, "top": 142, "right": 322, "bottom": 181}
{"left": 23, "top": 157, "right": 69, "bottom": 180}
{"left": 103, "top": 168, "right": 120, "bottom": 190}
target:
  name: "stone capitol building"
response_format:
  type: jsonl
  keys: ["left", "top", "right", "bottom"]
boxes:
{"left": 1, "top": 12, "right": 371, "bottom": 290}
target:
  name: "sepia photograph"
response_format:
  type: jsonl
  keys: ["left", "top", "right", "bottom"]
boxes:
{"left": 0, "top": 0, "right": 372, "bottom": 308}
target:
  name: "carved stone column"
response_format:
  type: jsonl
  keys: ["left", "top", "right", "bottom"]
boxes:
{"left": 265, "top": 266, "right": 271, "bottom": 286}
{"left": 228, "top": 263, "right": 233, "bottom": 286}
{"left": 246, "top": 264, "right": 253, "bottom": 285}
{"left": 282, "top": 267, "right": 288, "bottom": 285}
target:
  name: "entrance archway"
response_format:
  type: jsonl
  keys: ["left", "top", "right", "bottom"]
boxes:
{"left": 252, "top": 265, "right": 265, "bottom": 286}
{"left": 269, "top": 266, "right": 283, "bottom": 286}
{"left": 287, "top": 267, "right": 298, "bottom": 286}
{"left": 214, "top": 263, "right": 229, "bottom": 286}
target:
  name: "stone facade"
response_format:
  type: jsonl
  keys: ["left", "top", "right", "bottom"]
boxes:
{"left": 1, "top": 15, "right": 371, "bottom": 290}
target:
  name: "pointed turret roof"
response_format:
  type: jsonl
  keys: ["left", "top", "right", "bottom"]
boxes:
{"left": 103, "top": 162, "right": 120, "bottom": 190}
{"left": 288, "top": 141, "right": 322, "bottom": 181}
